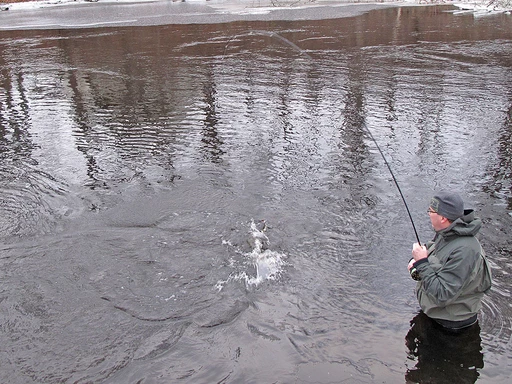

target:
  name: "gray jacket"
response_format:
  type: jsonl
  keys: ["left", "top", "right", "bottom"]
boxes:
{"left": 414, "top": 209, "right": 492, "bottom": 322}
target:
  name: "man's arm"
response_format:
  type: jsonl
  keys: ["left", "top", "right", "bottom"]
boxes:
{"left": 415, "top": 245, "right": 479, "bottom": 305}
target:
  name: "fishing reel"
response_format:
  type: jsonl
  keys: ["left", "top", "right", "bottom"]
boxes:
{"left": 408, "top": 258, "right": 421, "bottom": 281}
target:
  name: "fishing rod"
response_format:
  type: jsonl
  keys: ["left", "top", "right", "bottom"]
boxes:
{"left": 362, "top": 121, "right": 421, "bottom": 245}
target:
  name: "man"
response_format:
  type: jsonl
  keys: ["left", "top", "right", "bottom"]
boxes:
{"left": 408, "top": 191, "right": 492, "bottom": 331}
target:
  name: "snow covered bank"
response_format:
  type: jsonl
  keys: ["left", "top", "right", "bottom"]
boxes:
{"left": 1, "top": 0, "right": 511, "bottom": 14}
{"left": 454, "top": 1, "right": 511, "bottom": 14}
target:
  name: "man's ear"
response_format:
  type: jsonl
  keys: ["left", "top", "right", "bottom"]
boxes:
{"left": 440, "top": 216, "right": 452, "bottom": 224}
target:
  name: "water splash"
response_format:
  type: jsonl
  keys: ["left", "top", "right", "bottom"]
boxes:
{"left": 216, "top": 219, "right": 287, "bottom": 290}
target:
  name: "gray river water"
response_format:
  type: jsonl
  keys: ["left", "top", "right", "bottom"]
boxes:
{"left": 1, "top": 4, "right": 511, "bottom": 383}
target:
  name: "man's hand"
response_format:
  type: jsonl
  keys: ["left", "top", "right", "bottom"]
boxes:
{"left": 407, "top": 258, "right": 415, "bottom": 272}
{"left": 412, "top": 243, "right": 428, "bottom": 262}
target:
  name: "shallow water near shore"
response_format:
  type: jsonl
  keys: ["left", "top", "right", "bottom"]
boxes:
{"left": 1, "top": 4, "right": 512, "bottom": 383}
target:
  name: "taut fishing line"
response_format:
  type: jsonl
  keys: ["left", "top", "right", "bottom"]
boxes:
{"left": 221, "top": 30, "right": 419, "bottom": 243}
{"left": 223, "top": 30, "right": 312, "bottom": 59}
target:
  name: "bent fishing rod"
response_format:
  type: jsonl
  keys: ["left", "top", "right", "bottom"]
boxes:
{"left": 362, "top": 121, "right": 421, "bottom": 245}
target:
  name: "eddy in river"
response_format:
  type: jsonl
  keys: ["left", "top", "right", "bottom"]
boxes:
{"left": 408, "top": 191, "right": 492, "bottom": 331}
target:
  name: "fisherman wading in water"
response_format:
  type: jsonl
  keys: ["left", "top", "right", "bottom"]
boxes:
{"left": 408, "top": 191, "right": 492, "bottom": 331}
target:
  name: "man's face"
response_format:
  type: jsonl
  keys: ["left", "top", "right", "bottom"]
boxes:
{"left": 428, "top": 208, "right": 446, "bottom": 231}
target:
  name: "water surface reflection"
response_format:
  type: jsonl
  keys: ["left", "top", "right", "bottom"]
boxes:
{"left": 1, "top": 5, "right": 511, "bottom": 383}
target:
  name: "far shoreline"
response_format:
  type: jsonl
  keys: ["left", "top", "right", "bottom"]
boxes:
{"left": 1, "top": 0, "right": 510, "bottom": 13}
{"left": 0, "top": 0, "right": 510, "bottom": 32}
{"left": 0, "top": 1, "right": 430, "bottom": 31}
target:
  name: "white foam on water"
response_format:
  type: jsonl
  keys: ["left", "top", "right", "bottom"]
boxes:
{"left": 216, "top": 219, "right": 287, "bottom": 291}
{"left": 247, "top": 248, "right": 287, "bottom": 286}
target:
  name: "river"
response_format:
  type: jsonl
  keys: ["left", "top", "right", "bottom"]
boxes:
{"left": 1, "top": 3, "right": 511, "bottom": 383}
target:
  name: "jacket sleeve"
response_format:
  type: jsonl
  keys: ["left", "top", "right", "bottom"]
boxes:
{"left": 415, "top": 244, "right": 479, "bottom": 306}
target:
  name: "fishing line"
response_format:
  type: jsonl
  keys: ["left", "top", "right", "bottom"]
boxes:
{"left": 362, "top": 121, "right": 421, "bottom": 244}
{"left": 223, "top": 30, "right": 312, "bottom": 59}
{"left": 221, "top": 30, "right": 419, "bottom": 243}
